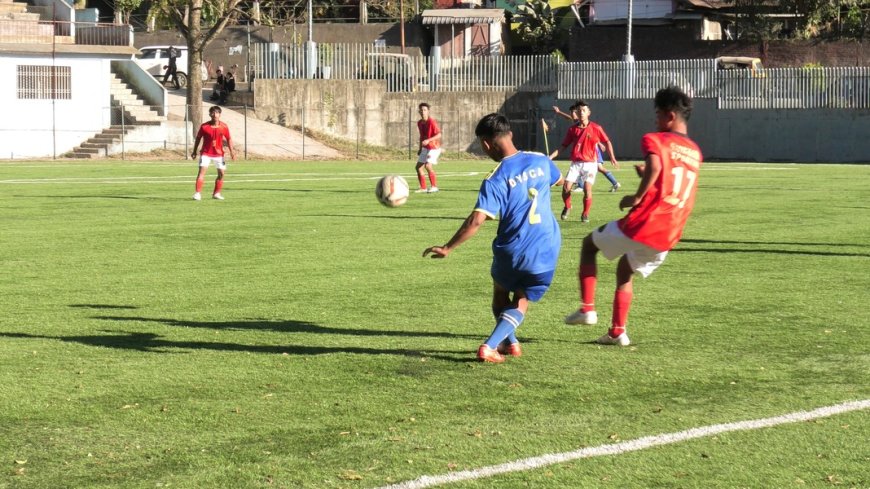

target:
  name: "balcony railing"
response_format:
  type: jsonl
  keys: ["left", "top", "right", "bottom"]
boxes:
{"left": 0, "top": 19, "right": 133, "bottom": 46}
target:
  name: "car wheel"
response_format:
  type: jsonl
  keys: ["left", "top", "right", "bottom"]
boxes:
{"left": 176, "top": 72, "right": 189, "bottom": 89}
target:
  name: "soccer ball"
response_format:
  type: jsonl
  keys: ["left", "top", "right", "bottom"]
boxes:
{"left": 375, "top": 174, "right": 410, "bottom": 207}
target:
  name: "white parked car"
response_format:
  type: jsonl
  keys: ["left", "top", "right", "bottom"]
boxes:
{"left": 135, "top": 45, "right": 209, "bottom": 89}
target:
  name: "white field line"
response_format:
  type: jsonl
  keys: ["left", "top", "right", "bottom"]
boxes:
{"left": 380, "top": 399, "right": 870, "bottom": 489}
{"left": 0, "top": 166, "right": 796, "bottom": 185}
{"left": 0, "top": 172, "right": 485, "bottom": 185}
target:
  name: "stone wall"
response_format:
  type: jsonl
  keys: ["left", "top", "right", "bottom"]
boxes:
{"left": 251, "top": 79, "right": 544, "bottom": 154}
{"left": 249, "top": 78, "right": 870, "bottom": 162}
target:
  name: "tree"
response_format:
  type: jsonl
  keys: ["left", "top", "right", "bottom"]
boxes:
{"left": 114, "top": 0, "right": 144, "bottom": 24}
{"left": 511, "top": 0, "right": 558, "bottom": 54}
{"left": 734, "top": 0, "right": 870, "bottom": 40}
{"left": 156, "top": 0, "right": 246, "bottom": 141}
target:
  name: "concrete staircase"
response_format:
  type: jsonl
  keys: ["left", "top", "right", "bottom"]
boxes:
{"left": 68, "top": 75, "right": 167, "bottom": 158}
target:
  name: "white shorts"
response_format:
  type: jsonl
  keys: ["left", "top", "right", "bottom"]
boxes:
{"left": 418, "top": 147, "right": 442, "bottom": 165}
{"left": 199, "top": 155, "right": 227, "bottom": 170}
{"left": 566, "top": 161, "right": 598, "bottom": 185}
{"left": 591, "top": 221, "right": 668, "bottom": 278}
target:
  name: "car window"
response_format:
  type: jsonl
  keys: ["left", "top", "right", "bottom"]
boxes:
{"left": 139, "top": 48, "right": 158, "bottom": 59}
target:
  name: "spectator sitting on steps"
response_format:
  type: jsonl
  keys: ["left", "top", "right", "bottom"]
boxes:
{"left": 210, "top": 69, "right": 227, "bottom": 104}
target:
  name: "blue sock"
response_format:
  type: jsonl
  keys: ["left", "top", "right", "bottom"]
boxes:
{"left": 491, "top": 306, "right": 519, "bottom": 345}
{"left": 603, "top": 171, "right": 618, "bottom": 186}
{"left": 484, "top": 309, "right": 525, "bottom": 349}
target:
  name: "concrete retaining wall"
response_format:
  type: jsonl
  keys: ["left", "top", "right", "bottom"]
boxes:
{"left": 250, "top": 79, "right": 870, "bottom": 163}
{"left": 252, "top": 80, "right": 543, "bottom": 154}
{"left": 567, "top": 98, "right": 870, "bottom": 162}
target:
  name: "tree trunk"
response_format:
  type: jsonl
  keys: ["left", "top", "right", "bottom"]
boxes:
{"left": 187, "top": 0, "right": 204, "bottom": 143}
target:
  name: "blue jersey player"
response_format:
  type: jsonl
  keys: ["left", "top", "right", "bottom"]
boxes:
{"left": 423, "top": 113, "right": 564, "bottom": 363}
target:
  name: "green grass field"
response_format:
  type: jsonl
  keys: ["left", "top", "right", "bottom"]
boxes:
{"left": 0, "top": 160, "right": 868, "bottom": 489}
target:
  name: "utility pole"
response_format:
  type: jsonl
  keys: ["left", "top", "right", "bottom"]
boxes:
{"left": 624, "top": 0, "right": 634, "bottom": 62}
{"left": 400, "top": 0, "right": 406, "bottom": 55}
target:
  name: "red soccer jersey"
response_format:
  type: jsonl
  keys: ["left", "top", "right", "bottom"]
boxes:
{"left": 561, "top": 122, "right": 609, "bottom": 162}
{"left": 417, "top": 117, "right": 441, "bottom": 149}
{"left": 618, "top": 131, "right": 703, "bottom": 251}
{"left": 196, "top": 121, "right": 231, "bottom": 157}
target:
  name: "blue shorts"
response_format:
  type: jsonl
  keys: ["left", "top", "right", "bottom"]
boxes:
{"left": 490, "top": 266, "right": 555, "bottom": 302}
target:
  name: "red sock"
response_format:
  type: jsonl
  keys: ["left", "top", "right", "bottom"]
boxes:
{"left": 563, "top": 194, "right": 572, "bottom": 209}
{"left": 417, "top": 173, "right": 427, "bottom": 189}
{"left": 428, "top": 171, "right": 437, "bottom": 187}
{"left": 214, "top": 179, "right": 223, "bottom": 194}
{"left": 583, "top": 197, "right": 592, "bottom": 216}
{"left": 195, "top": 178, "right": 204, "bottom": 193}
{"left": 610, "top": 290, "right": 632, "bottom": 337}
{"left": 579, "top": 264, "right": 597, "bottom": 312}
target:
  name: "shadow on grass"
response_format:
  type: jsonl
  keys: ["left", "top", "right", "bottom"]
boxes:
{"left": 302, "top": 214, "right": 467, "bottom": 221}
{"left": 680, "top": 238, "right": 864, "bottom": 248}
{"left": 0, "top": 331, "right": 476, "bottom": 363}
{"left": 70, "top": 304, "right": 138, "bottom": 310}
{"left": 94, "top": 315, "right": 486, "bottom": 340}
{"left": 675, "top": 238, "right": 869, "bottom": 258}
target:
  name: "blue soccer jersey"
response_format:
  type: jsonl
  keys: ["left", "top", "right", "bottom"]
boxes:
{"left": 474, "top": 151, "right": 562, "bottom": 276}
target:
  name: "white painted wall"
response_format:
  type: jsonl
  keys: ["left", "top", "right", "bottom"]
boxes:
{"left": 0, "top": 54, "right": 116, "bottom": 158}
{"left": 592, "top": 0, "right": 673, "bottom": 22}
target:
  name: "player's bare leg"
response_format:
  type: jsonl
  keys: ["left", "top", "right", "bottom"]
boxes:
{"left": 565, "top": 234, "right": 599, "bottom": 325}
{"left": 414, "top": 162, "right": 428, "bottom": 192}
{"left": 480, "top": 284, "right": 528, "bottom": 362}
{"left": 424, "top": 162, "right": 438, "bottom": 193}
{"left": 581, "top": 181, "right": 593, "bottom": 223}
{"left": 213, "top": 168, "right": 225, "bottom": 199}
{"left": 597, "top": 256, "right": 633, "bottom": 346}
{"left": 193, "top": 166, "right": 208, "bottom": 200}
{"left": 560, "top": 180, "right": 573, "bottom": 220}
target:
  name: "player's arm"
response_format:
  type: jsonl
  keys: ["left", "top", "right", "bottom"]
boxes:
{"left": 424, "top": 131, "right": 442, "bottom": 147}
{"left": 224, "top": 127, "right": 236, "bottom": 160}
{"left": 191, "top": 134, "right": 202, "bottom": 159}
{"left": 603, "top": 140, "right": 619, "bottom": 168}
{"left": 423, "top": 210, "right": 489, "bottom": 259}
{"left": 620, "top": 153, "right": 661, "bottom": 210}
{"left": 549, "top": 143, "right": 568, "bottom": 161}
{"left": 552, "top": 106, "right": 573, "bottom": 122}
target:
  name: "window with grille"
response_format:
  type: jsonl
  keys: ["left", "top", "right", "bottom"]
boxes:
{"left": 17, "top": 65, "right": 72, "bottom": 100}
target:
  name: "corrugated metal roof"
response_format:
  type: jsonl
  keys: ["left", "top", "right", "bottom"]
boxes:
{"left": 421, "top": 8, "right": 505, "bottom": 25}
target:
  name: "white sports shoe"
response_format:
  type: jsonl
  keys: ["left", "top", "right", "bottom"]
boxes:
{"left": 596, "top": 332, "right": 630, "bottom": 346}
{"left": 414, "top": 188, "right": 429, "bottom": 193}
{"left": 610, "top": 182, "right": 621, "bottom": 192}
{"left": 212, "top": 193, "right": 224, "bottom": 200}
{"left": 564, "top": 310, "right": 598, "bottom": 325}
{"left": 427, "top": 186, "right": 439, "bottom": 193}
{"left": 192, "top": 192, "right": 202, "bottom": 201}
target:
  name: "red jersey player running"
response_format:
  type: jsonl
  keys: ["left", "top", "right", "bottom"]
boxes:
{"left": 191, "top": 105, "right": 236, "bottom": 201}
{"left": 563, "top": 86, "right": 703, "bottom": 346}
{"left": 549, "top": 100, "right": 618, "bottom": 223}
{"left": 415, "top": 102, "right": 442, "bottom": 193}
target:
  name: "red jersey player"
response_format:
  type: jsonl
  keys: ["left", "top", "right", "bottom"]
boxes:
{"left": 191, "top": 105, "right": 236, "bottom": 201}
{"left": 415, "top": 102, "right": 442, "bottom": 193}
{"left": 549, "top": 101, "right": 618, "bottom": 223}
{"left": 563, "top": 86, "right": 703, "bottom": 346}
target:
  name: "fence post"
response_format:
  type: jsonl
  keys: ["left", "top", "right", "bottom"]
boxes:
{"left": 356, "top": 103, "right": 360, "bottom": 160}
{"left": 243, "top": 104, "right": 248, "bottom": 160}
{"left": 408, "top": 106, "right": 412, "bottom": 160}
{"left": 120, "top": 103, "right": 125, "bottom": 160}
{"left": 184, "top": 103, "right": 189, "bottom": 158}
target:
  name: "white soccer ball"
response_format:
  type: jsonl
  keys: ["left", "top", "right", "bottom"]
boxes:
{"left": 375, "top": 174, "right": 410, "bottom": 207}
